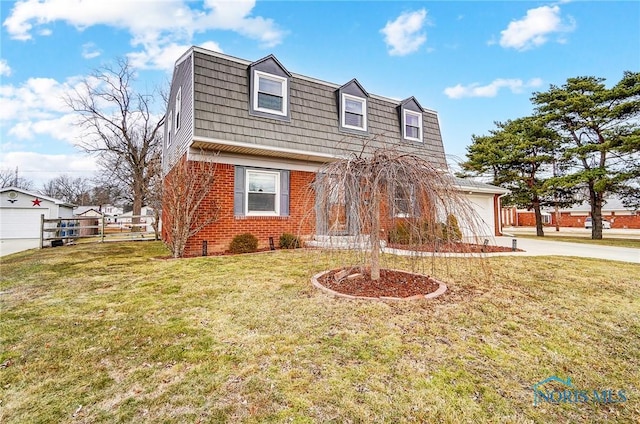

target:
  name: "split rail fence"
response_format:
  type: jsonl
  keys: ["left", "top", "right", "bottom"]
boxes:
{"left": 39, "top": 214, "right": 159, "bottom": 248}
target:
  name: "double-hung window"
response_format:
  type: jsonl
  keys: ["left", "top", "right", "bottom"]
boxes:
{"left": 393, "top": 184, "right": 416, "bottom": 218}
{"left": 342, "top": 94, "right": 367, "bottom": 131}
{"left": 254, "top": 71, "right": 288, "bottom": 116}
{"left": 404, "top": 110, "right": 422, "bottom": 142}
{"left": 246, "top": 170, "right": 280, "bottom": 215}
{"left": 174, "top": 87, "right": 182, "bottom": 131}
{"left": 166, "top": 111, "right": 173, "bottom": 147}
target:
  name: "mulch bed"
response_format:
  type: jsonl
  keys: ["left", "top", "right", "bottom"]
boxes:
{"left": 317, "top": 268, "right": 440, "bottom": 298}
{"left": 387, "top": 242, "right": 522, "bottom": 253}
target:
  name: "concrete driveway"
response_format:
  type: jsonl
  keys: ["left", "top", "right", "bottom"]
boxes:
{"left": 0, "top": 239, "right": 40, "bottom": 257}
{"left": 491, "top": 235, "right": 640, "bottom": 264}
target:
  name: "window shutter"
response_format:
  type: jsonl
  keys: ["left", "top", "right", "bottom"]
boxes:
{"left": 280, "top": 170, "right": 290, "bottom": 216}
{"left": 234, "top": 166, "right": 245, "bottom": 216}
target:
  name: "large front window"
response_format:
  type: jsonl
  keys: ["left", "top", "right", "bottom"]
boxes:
{"left": 254, "top": 71, "right": 287, "bottom": 116}
{"left": 246, "top": 170, "right": 280, "bottom": 215}
{"left": 394, "top": 184, "right": 415, "bottom": 217}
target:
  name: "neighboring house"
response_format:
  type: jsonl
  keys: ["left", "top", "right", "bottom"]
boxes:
{"left": 0, "top": 187, "right": 74, "bottom": 256}
{"left": 118, "top": 206, "right": 157, "bottom": 232}
{"left": 502, "top": 197, "right": 640, "bottom": 229}
{"left": 162, "top": 47, "right": 507, "bottom": 256}
{"left": 102, "top": 205, "right": 124, "bottom": 223}
{"left": 74, "top": 206, "right": 104, "bottom": 236}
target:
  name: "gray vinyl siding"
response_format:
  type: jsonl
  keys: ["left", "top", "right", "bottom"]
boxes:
{"left": 162, "top": 53, "right": 194, "bottom": 174}
{"left": 191, "top": 50, "right": 447, "bottom": 168}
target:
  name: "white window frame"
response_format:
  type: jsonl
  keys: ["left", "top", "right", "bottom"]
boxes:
{"left": 403, "top": 109, "right": 423, "bottom": 142}
{"left": 174, "top": 87, "right": 182, "bottom": 131}
{"left": 341, "top": 93, "right": 367, "bottom": 131}
{"left": 167, "top": 111, "right": 173, "bottom": 147}
{"left": 253, "top": 70, "right": 288, "bottom": 117}
{"left": 245, "top": 169, "right": 280, "bottom": 216}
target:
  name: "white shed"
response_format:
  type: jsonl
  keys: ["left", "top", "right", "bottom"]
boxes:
{"left": 0, "top": 187, "right": 75, "bottom": 256}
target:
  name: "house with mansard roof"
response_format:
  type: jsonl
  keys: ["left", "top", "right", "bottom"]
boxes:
{"left": 162, "top": 46, "right": 507, "bottom": 256}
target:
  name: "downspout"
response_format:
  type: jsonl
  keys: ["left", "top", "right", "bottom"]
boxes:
{"left": 497, "top": 193, "right": 509, "bottom": 236}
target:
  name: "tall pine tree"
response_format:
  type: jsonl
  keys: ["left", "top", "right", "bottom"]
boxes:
{"left": 532, "top": 72, "right": 640, "bottom": 239}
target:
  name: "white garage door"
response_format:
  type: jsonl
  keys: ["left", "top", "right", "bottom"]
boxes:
{"left": 464, "top": 194, "right": 495, "bottom": 238}
{"left": 0, "top": 208, "right": 48, "bottom": 239}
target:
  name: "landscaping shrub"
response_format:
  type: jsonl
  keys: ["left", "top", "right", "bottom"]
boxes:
{"left": 443, "top": 214, "right": 463, "bottom": 241}
{"left": 279, "top": 233, "right": 300, "bottom": 249}
{"left": 389, "top": 221, "right": 412, "bottom": 244}
{"left": 229, "top": 233, "right": 258, "bottom": 253}
{"left": 388, "top": 220, "right": 433, "bottom": 244}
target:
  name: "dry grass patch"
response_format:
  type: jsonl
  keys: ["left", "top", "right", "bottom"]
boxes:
{"left": 1, "top": 242, "right": 639, "bottom": 423}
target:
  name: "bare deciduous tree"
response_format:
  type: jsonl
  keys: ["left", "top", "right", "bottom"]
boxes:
{"left": 145, "top": 155, "right": 163, "bottom": 241}
{"left": 314, "top": 145, "right": 485, "bottom": 281}
{"left": 0, "top": 167, "right": 34, "bottom": 190}
{"left": 162, "top": 153, "right": 220, "bottom": 258}
{"left": 40, "top": 174, "right": 92, "bottom": 205}
{"left": 66, "top": 57, "right": 164, "bottom": 230}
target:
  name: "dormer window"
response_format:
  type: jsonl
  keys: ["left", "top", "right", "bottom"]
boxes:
{"left": 254, "top": 71, "right": 288, "bottom": 116}
{"left": 404, "top": 110, "right": 422, "bottom": 142}
{"left": 337, "top": 79, "right": 369, "bottom": 134}
{"left": 342, "top": 94, "right": 367, "bottom": 131}
{"left": 399, "top": 97, "right": 424, "bottom": 143}
{"left": 248, "top": 55, "right": 291, "bottom": 121}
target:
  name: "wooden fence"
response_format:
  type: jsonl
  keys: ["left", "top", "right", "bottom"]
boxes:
{"left": 40, "top": 214, "right": 160, "bottom": 248}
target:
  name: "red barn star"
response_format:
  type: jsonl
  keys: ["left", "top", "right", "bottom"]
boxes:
{"left": 32, "top": 198, "right": 42, "bottom": 207}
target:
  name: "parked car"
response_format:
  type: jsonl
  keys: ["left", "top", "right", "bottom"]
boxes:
{"left": 584, "top": 217, "right": 611, "bottom": 229}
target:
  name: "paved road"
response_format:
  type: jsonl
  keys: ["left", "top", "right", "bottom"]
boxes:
{"left": 502, "top": 226, "right": 640, "bottom": 239}
{"left": 491, "top": 236, "right": 640, "bottom": 264}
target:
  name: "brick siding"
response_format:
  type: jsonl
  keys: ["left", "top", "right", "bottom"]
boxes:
{"left": 512, "top": 211, "right": 640, "bottom": 229}
{"left": 163, "top": 159, "right": 316, "bottom": 256}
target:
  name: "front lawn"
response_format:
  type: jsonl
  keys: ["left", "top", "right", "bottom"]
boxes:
{"left": 1, "top": 242, "right": 638, "bottom": 423}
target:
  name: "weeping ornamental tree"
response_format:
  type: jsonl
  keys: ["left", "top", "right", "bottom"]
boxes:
{"left": 314, "top": 147, "right": 484, "bottom": 281}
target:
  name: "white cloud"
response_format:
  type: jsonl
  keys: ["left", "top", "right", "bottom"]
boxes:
{"left": 381, "top": 9, "right": 428, "bottom": 56}
{"left": 0, "top": 59, "right": 11, "bottom": 77}
{"left": 0, "top": 151, "right": 98, "bottom": 186}
{"left": 499, "top": 5, "right": 576, "bottom": 51}
{"left": 127, "top": 41, "right": 222, "bottom": 71}
{"left": 82, "top": 42, "right": 101, "bottom": 59}
{"left": 0, "top": 76, "right": 87, "bottom": 145}
{"left": 444, "top": 78, "right": 543, "bottom": 99}
{"left": 3, "top": 0, "right": 286, "bottom": 70}
{"left": 0, "top": 77, "right": 72, "bottom": 122}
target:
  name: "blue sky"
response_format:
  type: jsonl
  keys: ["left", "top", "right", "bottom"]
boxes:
{"left": 1, "top": 0, "right": 639, "bottom": 186}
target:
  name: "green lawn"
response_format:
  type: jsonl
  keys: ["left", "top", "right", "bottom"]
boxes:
{"left": 1, "top": 242, "right": 639, "bottom": 423}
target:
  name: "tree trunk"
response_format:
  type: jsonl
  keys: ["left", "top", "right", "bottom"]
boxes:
{"left": 589, "top": 185, "right": 603, "bottom": 240}
{"left": 533, "top": 196, "right": 544, "bottom": 237}
{"left": 370, "top": 190, "right": 381, "bottom": 281}
{"left": 132, "top": 177, "right": 143, "bottom": 232}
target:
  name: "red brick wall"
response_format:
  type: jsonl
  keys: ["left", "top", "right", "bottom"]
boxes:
{"left": 512, "top": 211, "right": 640, "bottom": 228}
{"left": 164, "top": 160, "right": 317, "bottom": 256}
